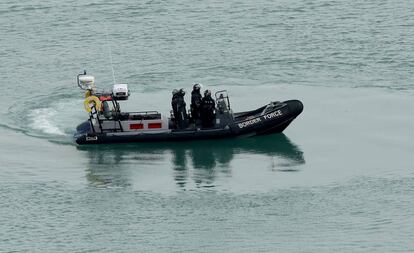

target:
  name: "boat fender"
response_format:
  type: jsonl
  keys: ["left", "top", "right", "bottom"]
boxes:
{"left": 84, "top": 96, "right": 102, "bottom": 112}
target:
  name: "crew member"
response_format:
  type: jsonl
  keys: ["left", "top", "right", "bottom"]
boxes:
{"left": 190, "top": 83, "right": 203, "bottom": 124}
{"left": 200, "top": 89, "right": 216, "bottom": 128}
{"left": 171, "top": 88, "right": 188, "bottom": 129}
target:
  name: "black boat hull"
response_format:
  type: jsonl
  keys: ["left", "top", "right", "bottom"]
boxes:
{"left": 75, "top": 100, "right": 303, "bottom": 145}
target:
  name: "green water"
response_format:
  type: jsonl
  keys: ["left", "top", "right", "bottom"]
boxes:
{"left": 1, "top": 0, "right": 414, "bottom": 252}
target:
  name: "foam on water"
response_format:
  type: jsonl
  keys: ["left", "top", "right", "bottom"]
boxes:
{"left": 24, "top": 96, "right": 84, "bottom": 138}
{"left": 28, "top": 108, "right": 66, "bottom": 136}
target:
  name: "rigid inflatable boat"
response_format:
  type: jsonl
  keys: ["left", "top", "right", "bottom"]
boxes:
{"left": 74, "top": 72, "right": 303, "bottom": 145}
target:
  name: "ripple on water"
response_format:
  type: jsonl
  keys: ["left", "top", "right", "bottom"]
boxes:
{"left": 0, "top": 176, "right": 413, "bottom": 252}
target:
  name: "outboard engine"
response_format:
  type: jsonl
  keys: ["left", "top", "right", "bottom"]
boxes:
{"left": 112, "top": 84, "right": 130, "bottom": 100}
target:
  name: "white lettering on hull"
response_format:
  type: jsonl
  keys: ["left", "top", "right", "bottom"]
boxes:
{"left": 237, "top": 109, "right": 283, "bottom": 129}
{"left": 263, "top": 110, "right": 283, "bottom": 120}
{"left": 86, "top": 136, "right": 98, "bottom": 141}
{"left": 238, "top": 118, "right": 262, "bottom": 129}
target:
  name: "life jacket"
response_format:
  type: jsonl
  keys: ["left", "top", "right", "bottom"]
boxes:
{"left": 191, "top": 91, "right": 202, "bottom": 109}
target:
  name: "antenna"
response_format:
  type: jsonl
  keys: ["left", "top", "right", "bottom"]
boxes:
{"left": 104, "top": 23, "right": 117, "bottom": 85}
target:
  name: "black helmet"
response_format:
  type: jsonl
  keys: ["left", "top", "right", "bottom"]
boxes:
{"left": 204, "top": 89, "right": 211, "bottom": 97}
{"left": 193, "top": 83, "right": 201, "bottom": 91}
{"left": 179, "top": 88, "right": 185, "bottom": 95}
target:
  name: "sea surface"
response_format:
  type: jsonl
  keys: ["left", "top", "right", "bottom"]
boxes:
{"left": 1, "top": 0, "right": 414, "bottom": 252}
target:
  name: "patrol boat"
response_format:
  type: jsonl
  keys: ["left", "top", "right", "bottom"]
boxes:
{"left": 74, "top": 72, "right": 303, "bottom": 145}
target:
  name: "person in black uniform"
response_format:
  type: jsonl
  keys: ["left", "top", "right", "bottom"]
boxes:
{"left": 171, "top": 88, "right": 188, "bottom": 129}
{"left": 171, "top": 89, "right": 180, "bottom": 120}
{"left": 200, "top": 89, "right": 216, "bottom": 128}
{"left": 190, "top": 83, "right": 203, "bottom": 124}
